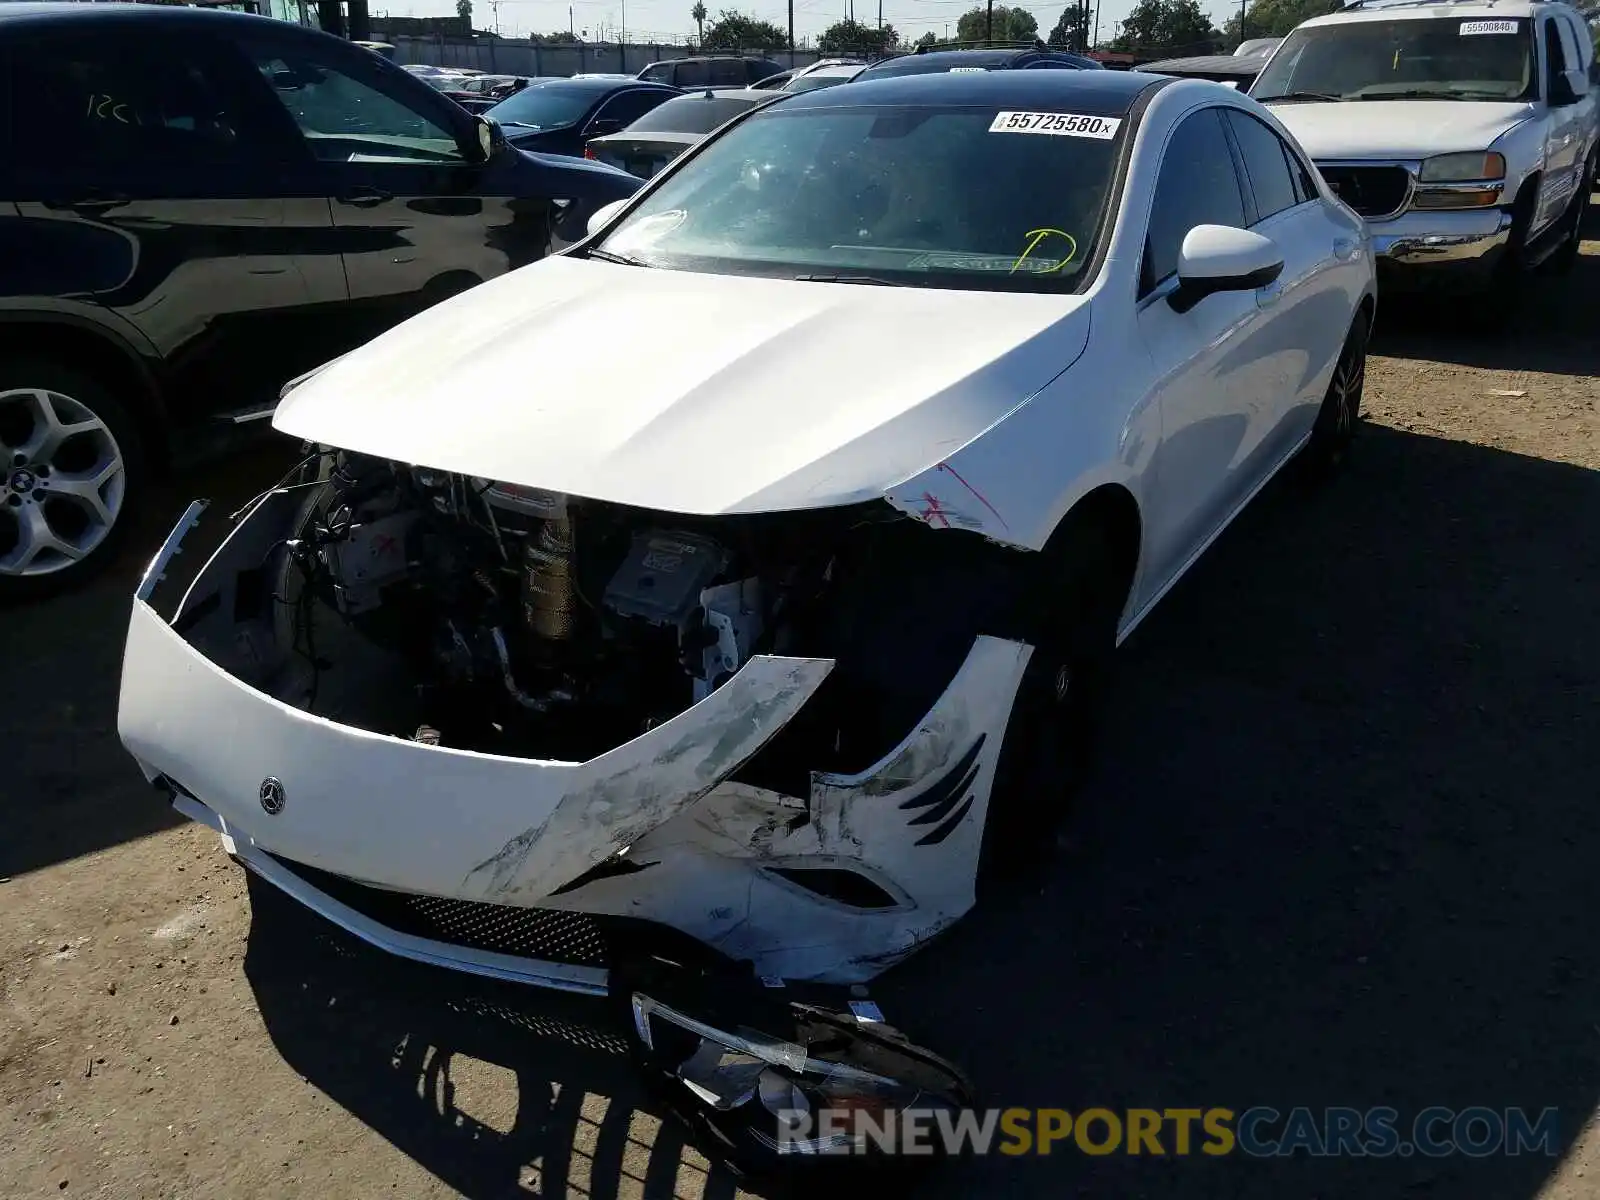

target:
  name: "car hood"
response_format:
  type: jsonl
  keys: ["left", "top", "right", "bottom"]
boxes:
{"left": 272, "top": 256, "right": 1091, "bottom": 514}
{"left": 1264, "top": 99, "right": 1534, "bottom": 160}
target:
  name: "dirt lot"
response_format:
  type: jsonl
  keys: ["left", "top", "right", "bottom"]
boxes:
{"left": 4, "top": 219, "right": 1599, "bottom": 1200}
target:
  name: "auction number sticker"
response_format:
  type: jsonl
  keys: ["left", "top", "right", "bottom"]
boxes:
{"left": 989, "top": 110, "right": 1121, "bottom": 139}
{"left": 949, "top": 65, "right": 989, "bottom": 73}
{"left": 1459, "top": 19, "right": 1518, "bottom": 34}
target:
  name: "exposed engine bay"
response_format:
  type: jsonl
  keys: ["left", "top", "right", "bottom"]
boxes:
{"left": 267, "top": 451, "right": 935, "bottom": 763}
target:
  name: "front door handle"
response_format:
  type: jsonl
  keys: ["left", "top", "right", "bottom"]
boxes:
{"left": 337, "top": 186, "right": 393, "bottom": 208}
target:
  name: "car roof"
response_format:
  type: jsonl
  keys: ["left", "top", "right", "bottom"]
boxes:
{"left": 528, "top": 76, "right": 676, "bottom": 92}
{"left": 1142, "top": 52, "right": 1267, "bottom": 75}
{"left": 857, "top": 46, "right": 1103, "bottom": 76}
{"left": 0, "top": 0, "right": 302, "bottom": 28}
{"left": 1301, "top": 0, "right": 1556, "bottom": 26}
{"left": 661, "top": 87, "right": 774, "bottom": 103}
{"left": 778, "top": 66, "right": 1161, "bottom": 114}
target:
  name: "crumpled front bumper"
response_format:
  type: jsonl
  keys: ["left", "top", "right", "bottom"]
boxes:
{"left": 119, "top": 494, "right": 1033, "bottom": 989}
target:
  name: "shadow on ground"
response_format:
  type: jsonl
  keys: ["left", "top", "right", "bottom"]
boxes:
{"left": 1370, "top": 200, "right": 1600, "bottom": 375}
{"left": 0, "top": 438, "right": 300, "bottom": 878}
{"left": 239, "top": 421, "right": 1599, "bottom": 1199}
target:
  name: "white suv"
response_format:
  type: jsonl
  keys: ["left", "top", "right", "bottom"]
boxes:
{"left": 1250, "top": 0, "right": 1598, "bottom": 310}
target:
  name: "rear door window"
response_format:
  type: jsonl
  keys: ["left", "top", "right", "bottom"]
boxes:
{"left": 674, "top": 60, "right": 711, "bottom": 88}
{"left": 10, "top": 31, "right": 268, "bottom": 167}
{"left": 708, "top": 59, "right": 745, "bottom": 86}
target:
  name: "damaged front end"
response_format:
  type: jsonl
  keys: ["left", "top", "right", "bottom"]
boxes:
{"left": 118, "top": 444, "right": 1035, "bottom": 1175}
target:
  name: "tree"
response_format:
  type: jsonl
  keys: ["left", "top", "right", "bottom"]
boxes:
{"left": 1219, "top": 0, "right": 1336, "bottom": 43}
{"left": 819, "top": 17, "right": 898, "bottom": 54}
{"left": 913, "top": 30, "right": 940, "bottom": 49}
{"left": 1047, "top": 3, "right": 1090, "bottom": 50}
{"left": 691, "top": 1, "right": 707, "bottom": 42}
{"left": 455, "top": 0, "right": 472, "bottom": 23}
{"left": 954, "top": 4, "right": 1038, "bottom": 43}
{"left": 1111, "top": 0, "right": 1218, "bottom": 55}
{"left": 534, "top": 30, "right": 580, "bottom": 42}
{"left": 702, "top": 10, "right": 789, "bottom": 48}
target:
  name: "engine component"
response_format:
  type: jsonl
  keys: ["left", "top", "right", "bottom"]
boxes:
{"left": 693, "top": 578, "right": 763, "bottom": 702}
{"left": 482, "top": 481, "right": 568, "bottom": 522}
{"left": 322, "top": 510, "right": 416, "bottom": 615}
{"left": 523, "top": 514, "right": 577, "bottom": 640}
{"left": 604, "top": 530, "right": 727, "bottom": 627}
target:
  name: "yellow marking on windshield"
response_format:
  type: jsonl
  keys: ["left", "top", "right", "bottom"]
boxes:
{"left": 1011, "top": 227, "right": 1079, "bottom": 274}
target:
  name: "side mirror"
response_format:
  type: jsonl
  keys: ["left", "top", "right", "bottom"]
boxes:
{"left": 471, "top": 115, "right": 506, "bottom": 162}
{"left": 586, "top": 198, "right": 630, "bottom": 238}
{"left": 1551, "top": 68, "right": 1587, "bottom": 106}
{"left": 1168, "top": 224, "right": 1284, "bottom": 314}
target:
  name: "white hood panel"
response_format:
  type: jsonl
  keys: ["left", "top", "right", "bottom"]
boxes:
{"left": 1269, "top": 100, "right": 1533, "bottom": 161}
{"left": 273, "top": 256, "right": 1090, "bottom": 514}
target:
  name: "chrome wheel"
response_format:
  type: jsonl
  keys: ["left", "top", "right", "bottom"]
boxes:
{"left": 0, "top": 386, "right": 128, "bottom": 577}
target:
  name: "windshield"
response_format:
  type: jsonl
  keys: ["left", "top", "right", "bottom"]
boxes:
{"left": 594, "top": 102, "right": 1120, "bottom": 291}
{"left": 1252, "top": 17, "right": 1537, "bottom": 102}
{"left": 625, "top": 94, "right": 763, "bottom": 134}
{"left": 485, "top": 84, "right": 598, "bottom": 128}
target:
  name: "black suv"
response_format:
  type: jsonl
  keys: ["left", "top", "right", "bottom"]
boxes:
{"left": 0, "top": 2, "right": 641, "bottom": 597}
{"left": 854, "top": 42, "right": 1103, "bottom": 79}
{"left": 636, "top": 55, "right": 786, "bottom": 88}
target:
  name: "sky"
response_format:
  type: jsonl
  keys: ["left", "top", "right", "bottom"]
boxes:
{"left": 370, "top": 0, "right": 1245, "bottom": 48}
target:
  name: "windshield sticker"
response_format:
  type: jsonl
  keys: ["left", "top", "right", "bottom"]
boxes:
{"left": 989, "top": 111, "right": 1121, "bottom": 139}
{"left": 1459, "top": 19, "right": 1518, "bottom": 34}
{"left": 1011, "top": 227, "right": 1078, "bottom": 274}
{"left": 949, "top": 66, "right": 990, "bottom": 73}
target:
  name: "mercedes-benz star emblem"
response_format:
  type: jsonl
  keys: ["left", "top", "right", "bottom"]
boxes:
{"left": 259, "top": 777, "right": 286, "bottom": 815}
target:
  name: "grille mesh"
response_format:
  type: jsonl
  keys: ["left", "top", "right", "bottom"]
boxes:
{"left": 271, "top": 855, "right": 610, "bottom": 967}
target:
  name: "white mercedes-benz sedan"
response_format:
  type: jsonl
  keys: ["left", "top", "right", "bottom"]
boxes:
{"left": 118, "top": 68, "right": 1374, "bottom": 1170}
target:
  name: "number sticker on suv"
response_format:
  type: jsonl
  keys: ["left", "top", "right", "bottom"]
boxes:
{"left": 988, "top": 111, "right": 1121, "bottom": 139}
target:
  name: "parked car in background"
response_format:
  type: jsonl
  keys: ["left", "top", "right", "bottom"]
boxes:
{"left": 1250, "top": 0, "right": 1598, "bottom": 315}
{"left": 636, "top": 54, "right": 786, "bottom": 88}
{"left": 571, "top": 72, "right": 638, "bottom": 80}
{"left": 1234, "top": 36, "right": 1283, "bottom": 56}
{"left": 484, "top": 76, "right": 682, "bottom": 156}
{"left": 748, "top": 65, "right": 798, "bottom": 89}
{"left": 782, "top": 60, "right": 867, "bottom": 91}
{"left": 854, "top": 41, "right": 1104, "bottom": 79}
{"left": 441, "top": 73, "right": 539, "bottom": 113}
{"left": 1142, "top": 49, "right": 1273, "bottom": 89}
{"left": 585, "top": 87, "right": 775, "bottom": 176}
{"left": 0, "top": 2, "right": 641, "bottom": 596}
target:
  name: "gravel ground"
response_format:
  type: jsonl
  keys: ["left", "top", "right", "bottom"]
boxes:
{"left": 3, "top": 220, "right": 1598, "bottom": 1200}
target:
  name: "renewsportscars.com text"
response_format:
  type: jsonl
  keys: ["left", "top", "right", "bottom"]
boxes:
{"left": 776, "top": 1106, "right": 1561, "bottom": 1158}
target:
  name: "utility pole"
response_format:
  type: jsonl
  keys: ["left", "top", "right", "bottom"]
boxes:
{"left": 1239, "top": 0, "right": 1246, "bottom": 41}
{"left": 1092, "top": 2, "right": 1099, "bottom": 48}
{"left": 877, "top": 0, "right": 881, "bottom": 29}
{"left": 788, "top": 0, "right": 794, "bottom": 61}
{"left": 985, "top": 0, "right": 992, "bottom": 43}
{"left": 569, "top": 4, "right": 574, "bottom": 37}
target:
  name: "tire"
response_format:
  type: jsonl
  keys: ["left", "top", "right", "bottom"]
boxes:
{"left": 979, "top": 516, "right": 1128, "bottom": 882}
{"left": 1299, "top": 313, "right": 1368, "bottom": 478}
{"left": 1471, "top": 182, "right": 1537, "bottom": 333}
{"left": 0, "top": 360, "right": 147, "bottom": 602}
